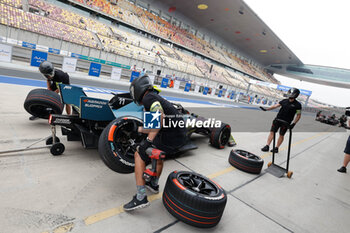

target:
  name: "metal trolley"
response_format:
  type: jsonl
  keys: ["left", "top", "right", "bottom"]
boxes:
{"left": 266, "top": 119, "right": 293, "bottom": 178}
{"left": 0, "top": 125, "right": 65, "bottom": 156}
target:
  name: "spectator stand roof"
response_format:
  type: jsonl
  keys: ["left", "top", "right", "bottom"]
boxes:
{"left": 153, "top": 0, "right": 349, "bottom": 88}
{"left": 148, "top": 0, "right": 303, "bottom": 67}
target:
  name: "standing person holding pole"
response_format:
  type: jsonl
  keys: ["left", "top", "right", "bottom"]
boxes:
{"left": 260, "top": 88, "right": 302, "bottom": 153}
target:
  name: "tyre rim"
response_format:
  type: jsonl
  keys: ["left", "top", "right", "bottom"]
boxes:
{"left": 236, "top": 150, "right": 261, "bottom": 161}
{"left": 220, "top": 128, "right": 230, "bottom": 145}
{"left": 178, "top": 173, "right": 219, "bottom": 196}
{"left": 30, "top": 105, "right": 53, "bottom": 117}
{"left": 112, "top": 120, "right": 145, "bottom": 160}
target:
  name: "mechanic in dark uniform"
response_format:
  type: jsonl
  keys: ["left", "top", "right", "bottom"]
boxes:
{"left": 337, "top": 110, "right": 350, "bottom": 173}
{"left": 337, "top": 136, "right": 350, "bottom": 173}
{"left": 123, "top": 75, "right": 186, "bottom": 211}
{"left": 39, "top": 61, "right": 71, "bottom": 115}
{"left": 260, "top": 88, "right": 302, "bottom": 153}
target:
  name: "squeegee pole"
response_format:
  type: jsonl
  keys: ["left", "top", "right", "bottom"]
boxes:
{"left": 286, "top": 129, "right": 292, "bottom": 172}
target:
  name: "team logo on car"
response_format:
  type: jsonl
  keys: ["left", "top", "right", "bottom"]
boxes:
{"left": 144, "top": 110, "right": 161, "bottom": 129}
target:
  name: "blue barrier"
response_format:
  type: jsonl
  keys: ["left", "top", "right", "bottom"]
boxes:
{"left": 30, "top": 50, "right": 47, "bottom": 67}
{"left": 203, "top": 87, "right": 209, "bottom": 95}
{"left": 130, "top": 71, "right": 140, "bottom": 82}
{"left": 184, "top": 82, "right": 191, "bottom": 92}
{"left": 88, "top": 62, "right": 102, "bottom": 77}
{"left": 49, "top": 48, "right": 60, "bottom": 54}
{"left": 22, "top": 41, "right": 36, "bottom": 49}
{"left": 218, "top": 89, "right": 223, "bottom": 97}
{"left": 71, "top": 53, "right": 83, "bottom": 59}
{"left": 300, "top": 89, "right": 312, "bottom": 96}
{"left": 277, "top": 84, "right": 312, "bottom": 96}
{"left": 161, "top": 77, "right": 169, "bottom": 88}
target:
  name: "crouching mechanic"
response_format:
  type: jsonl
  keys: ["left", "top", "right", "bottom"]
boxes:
{"left": 123, "top": 75, "right": 187, "bottom": 211}
{"left": 260, "top": 88, "right": 302, "bottom": 153}
{"left": 32, "top": 61, "right": 71, "bottom": 119}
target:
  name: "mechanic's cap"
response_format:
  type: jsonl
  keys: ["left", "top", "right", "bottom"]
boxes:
{"left": 130, "top": 75, "right": 153, "bottom": 105}
{"left": 39, "top": 61, "right": 54, "bottom": 77}
{"left": 285, "top": 88, "right": 300, "bottom": 99}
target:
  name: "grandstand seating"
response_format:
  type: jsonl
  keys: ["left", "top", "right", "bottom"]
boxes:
{"left": 70, "top": 0, "right": 277, "bottom": 84}
{"left": 0, "top": 0, "right": 284, "bottom": 98}
{"left": 0, "top": 0, "right": 21, "bottom": 8}
{"left": 159, "top": 44, "right": 180, "bottom": 59}
{"left": 28, "top": 0, "right": 112, "bottom": 37}
{"left": 99, "top": 34, "right": 158, "bottom": 64}
{"left": 0, "top": 3, "right": 100, "bottom": 48}
{"left": 0, "top": 0, "right": 276, "bottom": 85}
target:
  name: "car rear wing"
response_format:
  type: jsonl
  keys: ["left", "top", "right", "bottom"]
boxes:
{"left": 59, "top": 84, "right": 115, "bottom": 121}
{"left": 80, "top": 96, "right": 115, "bottom": 121}
{"left": 59, "top": 84, "right": 86, "bottom": 114}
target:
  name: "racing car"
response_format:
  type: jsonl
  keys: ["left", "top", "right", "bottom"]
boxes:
{"left": 319, "top": 114, "right": 339, "bottom": 126}
{"left": 24, "top": 84, "right": 235, "bottom": 173}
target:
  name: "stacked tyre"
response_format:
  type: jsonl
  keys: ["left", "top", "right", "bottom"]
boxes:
{"left": 163, "top": 171, "right": 227, "bottom": 228}
{"left": 229, "top": 149, "right": 264, "bottom": 174}
{"left": 210, "top": 123, "right": 231, "bottom": 149}
{"left": 24, "top": 89, "right": 63, "bottom": 119}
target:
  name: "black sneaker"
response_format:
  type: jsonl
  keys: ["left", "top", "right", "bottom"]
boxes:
{"left": 261, "top": 145, "right": 269, "bottom": 152}
{"left": 146, "top": 181, "right": 159, "bottom": 194}
{"left": 123, "top": 195, "right": 149, "bottom": 211}
{"left": 270, "top": 147, "right": 279, "bottom": 153}
{"left": 337, "top": 166, "right": 347, "bottom": 173}
{"left": 29, "top": 116, "right": 38, "bottom": 121}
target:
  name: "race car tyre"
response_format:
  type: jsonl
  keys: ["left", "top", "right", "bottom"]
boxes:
{"left": 50, "top": 143, "right": 65, "bottom": 156}
{"left": 163, "top": 171, "right": 227, "bottom": 228}
{"left": 98, "top": 117, "right": 145, "bottom": 173}
{"left": 46, "top": 136, "right": 60, "bottom": 145}
{"left": 210, "top": 123, "right": 231, "bottom": 149}
{"left": 229, "top": 149, "right": 264, "bottom": 174}
{"left": 24, "top": 89, "right": 64, "bottom": 119}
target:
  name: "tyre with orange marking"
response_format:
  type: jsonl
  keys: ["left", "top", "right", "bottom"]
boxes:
{"left": 229, "top": 149, "right": 264, "bottom": 174}
{"left": 210, "top": 123, "right": 231, "bottom": 149}
{"left": 98, "top": 117, "right": 145, "bottom": 173}
{"left": 163, "top": 171, "right": 227, "bottom": 228}
{"left": 24, "top": 88, "right": 63, "bottom": 119}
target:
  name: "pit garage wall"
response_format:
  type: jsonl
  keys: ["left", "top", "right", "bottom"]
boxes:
{"left": 0, "top": 24, "right": 279, "bottom": 101}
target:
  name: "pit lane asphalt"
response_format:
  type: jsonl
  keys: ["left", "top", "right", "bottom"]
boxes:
{"left": 0, "top": 71, "right": 349, "bottom": 233}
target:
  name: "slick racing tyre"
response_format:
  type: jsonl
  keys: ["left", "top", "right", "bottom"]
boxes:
{"left": 229, "top": 149, "right": 264, "bottom": 174}
{"left": 210, "top": 123, "right": 231, "bottom": 149}
{"left": 163, "top": 171, "right": 227, "bottom": 228}
{"left": 24, "top": 89, "right": 63, "bottom": 119}
{"left": 98, "top": 117, "right": 145, "bottom": 173}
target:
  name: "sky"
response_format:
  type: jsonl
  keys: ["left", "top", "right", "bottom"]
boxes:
{"left": 244, "top": 0, "right": 350, "bottom": 107}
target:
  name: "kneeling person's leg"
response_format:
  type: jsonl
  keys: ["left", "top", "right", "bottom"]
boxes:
{"left": 123, "top": 151, "right": 150, "bottom": 211}
{"left": 135, "top": 151, "right": 147, "bottom": 186}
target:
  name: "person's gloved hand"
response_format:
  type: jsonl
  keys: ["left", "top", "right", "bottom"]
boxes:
{"left": 260, "top": 106, "right": 267, "bottom": 111}
{"left": 289, "top": 123, "right": 296, "bottom": 130}
{"left": 137, "top": 138, "right": 152, "bottom": 156}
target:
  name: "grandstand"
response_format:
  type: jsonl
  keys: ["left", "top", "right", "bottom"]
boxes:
{"left": 0, "top": 0, "right": 336, "bottom": 109}
{"left": 0, "top": 0, "right": 276, "bottom": 80}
